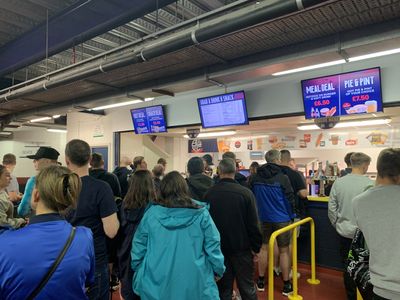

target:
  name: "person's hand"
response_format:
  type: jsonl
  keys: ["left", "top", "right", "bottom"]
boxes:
{"left": 214, "top": 276, "right": 221, "bottom": 282}
{"left": 252, "top": 251, "right": 260, "bottom": 263}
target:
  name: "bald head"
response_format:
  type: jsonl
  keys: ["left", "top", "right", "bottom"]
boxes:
{"left": 120, "top": 156, "right": 131, "bottom": 167}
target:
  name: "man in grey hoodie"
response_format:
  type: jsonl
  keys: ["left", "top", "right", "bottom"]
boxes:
{"left": 329, "top": 152, "right": 374, "bottom": 300}
{"left": 353, "top": 148, "right": 400, "bottom": 300}
{"left": 186, "top": 157, "right": 214, "bottom": 202}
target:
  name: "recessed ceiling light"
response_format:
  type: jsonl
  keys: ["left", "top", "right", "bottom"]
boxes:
{"left": 183, "top": 130, "right": 236, "bottom": 138}
{"left": 91, "top": 99, "right": 143, "bottom": 110}
{"left": 297, "top": 118, "right": 391, "bottom": 130}
{"left": 30, "top": 116, "right": 52, "bottom": 123}
{"left": 47, "top": 128, "right": 67, "bottom": 133}
{"left": 272, "top": 60, "right": 346, "bottom": 76}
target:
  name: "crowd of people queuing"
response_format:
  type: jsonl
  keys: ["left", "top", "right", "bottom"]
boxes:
{"left": 0, "top": 141, "right": 399, "bottom": 300}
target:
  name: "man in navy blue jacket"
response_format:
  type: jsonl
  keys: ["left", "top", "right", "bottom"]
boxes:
{"left": 249, "top": 149, "right": 295, "bottom": 296}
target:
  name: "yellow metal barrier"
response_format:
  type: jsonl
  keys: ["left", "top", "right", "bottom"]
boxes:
{"left": 268, "top": 217, "right": 320, "bottom": 300}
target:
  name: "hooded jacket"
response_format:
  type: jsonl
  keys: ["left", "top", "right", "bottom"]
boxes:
{"left": 117, "top": 204, "right": 147, "bottom": 300}
{"left": 131, "top": 203, "right": 225, "bottom": 300}
{"left": 186, "top": 174, "right": 214, "bottom": 202}
{"left": 249, "top": 163, "right": 295, "bottom": 223}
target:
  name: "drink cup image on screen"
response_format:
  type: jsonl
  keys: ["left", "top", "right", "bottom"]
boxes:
{"left": 365, "top": 100, "right": 378, "bottom": 113}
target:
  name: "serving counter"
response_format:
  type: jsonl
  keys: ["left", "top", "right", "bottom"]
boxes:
{"left": 298, "top": 196, "right": 343, "bottom": 270}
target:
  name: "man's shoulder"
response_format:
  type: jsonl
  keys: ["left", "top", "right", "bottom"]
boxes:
{"left": 81, "top": 176, "right": 111, "bottom": 192}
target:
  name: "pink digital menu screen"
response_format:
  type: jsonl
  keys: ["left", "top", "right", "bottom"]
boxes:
{"left": 301, "top": 67, "right": 382, "bottom": 119}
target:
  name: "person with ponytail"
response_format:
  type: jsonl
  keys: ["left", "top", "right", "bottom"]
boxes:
{"left": 0, "top": 165, "right": 95, "bottom": 299}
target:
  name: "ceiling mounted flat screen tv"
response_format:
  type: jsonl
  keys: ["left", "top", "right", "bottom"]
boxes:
{"left": 301, "top": 67, "right": 383, "bottom": 119}
{"left": 131, "top": 105, "right": 167, "bottom": 134}
{"left": 197, "top": 91, "right": 249, "bottom": 128}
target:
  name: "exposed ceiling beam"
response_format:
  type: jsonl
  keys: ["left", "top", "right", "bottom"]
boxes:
{"left": 0, "top": 1, "right": 47, "bottom": 21}
{"left": 0, "top": 9, "right": 36, "bottom": 29}
{"left": 27, "top": 0, "right": 75, "bottom": 12}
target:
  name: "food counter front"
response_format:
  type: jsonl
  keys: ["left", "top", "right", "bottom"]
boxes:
{"left": 298, "top": 196, "right": 343, "bottom": 270}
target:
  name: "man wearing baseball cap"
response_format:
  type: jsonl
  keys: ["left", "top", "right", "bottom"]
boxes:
{"left": 17, "top": 147, "right": 60, "bottom": 217}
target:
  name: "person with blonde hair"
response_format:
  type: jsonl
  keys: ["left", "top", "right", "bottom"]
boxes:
{"left": 0, "top": 164, "right": 25, "bottom": 228}
{"left": 0, "top": 165, "right": 95, "bottom": 299}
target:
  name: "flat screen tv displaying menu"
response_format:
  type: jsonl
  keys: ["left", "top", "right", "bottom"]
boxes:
{"left": 301, "top": 67, "right": 383, "bottom": 119}
{"left": 131, "top": 105, "right": 167, "bottom": 134}
{"left": 197, "top": 91, "right": 249, "bottom": 128}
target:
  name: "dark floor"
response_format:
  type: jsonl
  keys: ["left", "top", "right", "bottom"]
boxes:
{"left": 112, "top": 263, "right": 346, "bottom": 300}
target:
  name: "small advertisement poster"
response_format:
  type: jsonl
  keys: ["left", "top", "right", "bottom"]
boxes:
{"left": 302, "top": 67, "right": 382, "bottom": 119}
{"left": 188, "top": 139, "right": 218, "bottom": 153}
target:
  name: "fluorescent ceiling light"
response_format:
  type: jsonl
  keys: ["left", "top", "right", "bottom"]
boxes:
{"left": 183, "top": 130, "right": 236, "bottom": 138}
{"left": 349, "top": 48, "right": 400, "bottom": 62}
{"left": 30, "top": 116, "right": 52, "bottom": 123}
{"left": 297, "top": 124, "right": 320, "bottom": 131}
{"left": 52, "top": 115, "right": 61, "bottom": 119}
{"left": 47, "top": 128, "right": 67, "bottom": 133}
{"left": 297, "top": 118, "right": 391, "bottom": 130}
{"left": 145, "top": 97, "right": 154, "bottom": 101}
{"left": 0, "top": 131, "right": 12, "bottom": 136}
{"left": 334, "top": 118, "right": 391, "bottom": 128}
{"left": 272, "top": 60, "right": 346, "bottom": 76}
{"left": 91, "top": 99, "right": 143, "bottom": 111}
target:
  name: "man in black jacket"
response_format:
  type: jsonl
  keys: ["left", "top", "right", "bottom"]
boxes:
{"left": 248, "top": 149, "right": 295, "bottom": 296}
{"left": 112, "top": 156, "right": 132, "bottom": 198}
{"left": 206, "top": 158, "right": 262, "bottom": 300}
{"left": 186, "top": 157, "right": 214, "bottom": 202}
{"left": 214, "top": 151, "right": 248, "bottom": 187}
{"left": 90, "top": 153, "right": 121, "bottom": 198}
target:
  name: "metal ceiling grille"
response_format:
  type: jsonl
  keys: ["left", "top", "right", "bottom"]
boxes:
{"left": 1, "top": 0, "right": 400, "bottom": 119}
{"left": 0, "top": 0, "right": 237, "bottom": 81}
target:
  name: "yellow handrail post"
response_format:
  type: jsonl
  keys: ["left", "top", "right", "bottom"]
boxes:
{"left": 267, "top": 217, "right": 320, "bottom": 300}
{"left": 268, "top": 232, "right": 276, "bottom": 300}
{"left": 288, "top": 227, "right": 303, "bottom": 300}
{"left": 307, "top": 218, "right": 320, "bottom": 285}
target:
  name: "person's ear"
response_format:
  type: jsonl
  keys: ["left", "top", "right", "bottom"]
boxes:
{"left": 31, "top": 188, "right": 40, "bottom": 209}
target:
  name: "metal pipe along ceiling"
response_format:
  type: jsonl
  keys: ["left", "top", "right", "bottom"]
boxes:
{"left": 0, "top": 0, "right": 329, "bottom": 104}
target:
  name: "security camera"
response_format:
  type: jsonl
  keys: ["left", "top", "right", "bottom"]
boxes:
{"left": 186, "top": 128, "right": 200, "bottom": 139}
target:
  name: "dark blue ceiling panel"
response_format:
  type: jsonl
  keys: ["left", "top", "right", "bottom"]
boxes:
{"left": 0, "top": 0, "right": 176, "bottom": 77}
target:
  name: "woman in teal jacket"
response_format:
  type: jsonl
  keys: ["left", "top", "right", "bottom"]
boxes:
{"left": 131, "top": 171, "right": 225, "bottom": 300}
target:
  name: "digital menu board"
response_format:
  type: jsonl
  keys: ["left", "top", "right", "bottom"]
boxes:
{"left": 302, "top": 67, "right": 382, "bottom": 119}
{"left": 131, "top": 105, "right": 167, "bottom": 134}
{"left": 197, "top": 91, "right": 249, "bottom": 128}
